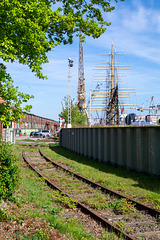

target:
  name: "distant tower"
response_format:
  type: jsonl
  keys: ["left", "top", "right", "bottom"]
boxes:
{"left": 77, "top": 31, "right": 86, "bottom": 110}
{"left": 68, "top": 58, "right": 73, "bottom": 128}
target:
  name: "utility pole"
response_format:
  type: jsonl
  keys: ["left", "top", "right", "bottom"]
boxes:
{"left": 67, "top": 58, "right": 73, "bottom": 128}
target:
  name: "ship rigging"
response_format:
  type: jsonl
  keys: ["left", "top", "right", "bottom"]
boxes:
{"left": 86, "top": 44, "right": 136, "bottom": 125}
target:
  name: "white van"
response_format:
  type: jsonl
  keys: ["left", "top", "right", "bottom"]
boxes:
{"left": 40, "top": 130, "right": 51, "bottom": 138}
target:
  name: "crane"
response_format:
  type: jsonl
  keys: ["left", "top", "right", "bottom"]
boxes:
{"left": 77, "top": 31, "right": 86, "bottom": 111}
{"left": 131, "top": 96, "right": 160, "bottom": 115}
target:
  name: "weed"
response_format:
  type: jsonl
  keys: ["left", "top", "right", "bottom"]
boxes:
{"left": 155, "top": 205, "right": 160, "bottom": 211}
{"left": 9, "top": 144, "right": 160, "bottom": 240}
{"left": 81, "top": 193, "right": 112, "bottom": 210}
{"left": 52, "top": 191, "right": 77, "bottom": 209}
{"left": 115, "top": 220, "right": 134, "bottom": 234}
{"left": 43, "top": 205, "right": 62, "bottom": 215}
{"left": 114, "top": 198, "right": 136, "bottom": 214}
{"left": 105, "top": 200, "right": 116, "bottom": 209}
{"left": 41, "top": 146, "right": 160, "bottom": 210}
{"left": 150, "top": 222, "right": 156, "bottom": 228}
{"left": 36, "top": 228, "right": 50, "bottom": 240}
{"left": 9, "top": 194, "right": 25, "bottom": 207}
{"left": 0, "top": 208, "right": 10, "bottom": 221}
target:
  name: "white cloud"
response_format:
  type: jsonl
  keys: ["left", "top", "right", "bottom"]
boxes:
{"left": 85, "top": 1, "right": 160, "bottom": 67}
{"left": 121, "top": 6, "right": 149, "bottom": 33}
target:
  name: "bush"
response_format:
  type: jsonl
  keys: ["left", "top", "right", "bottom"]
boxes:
{"left": 0, "top": 141, "right": 19, "bottom": 200}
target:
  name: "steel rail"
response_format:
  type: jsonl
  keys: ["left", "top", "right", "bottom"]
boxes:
{"left": 39, "top": 148, "right": 160, "bottom": 219}
{"left": 22, "top": 150, "right": 135, "bottom": 240}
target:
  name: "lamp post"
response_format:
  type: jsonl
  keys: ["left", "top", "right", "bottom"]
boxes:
{"left": 67, "top": 58, "right": 73, "bottom": 128}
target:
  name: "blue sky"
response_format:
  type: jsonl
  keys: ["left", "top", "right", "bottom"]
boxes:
{"left": 4, "top": 0, "right": 160, "bottom": 121}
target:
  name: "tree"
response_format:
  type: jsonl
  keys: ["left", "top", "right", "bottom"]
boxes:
{"left": 0, "top": 0, "right": 124, "bottom": 125}
{"left": 0, "top": 64, "right": 33, "bottom": 126}
{"left": 59, "top": 96, "right": 87, "bottom": 126}
{"left": 0, "top": 0, "right": 124, "bottom": 79}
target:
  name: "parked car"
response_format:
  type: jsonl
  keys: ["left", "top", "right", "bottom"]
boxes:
{"left": 33, "top": 131, "right": 45, "bottom": 138}
{"left": 30, "top": 131, "right": 35, "bottom": 137}
{"left": 40, "top": 130, "right": 51, "bottom": 138}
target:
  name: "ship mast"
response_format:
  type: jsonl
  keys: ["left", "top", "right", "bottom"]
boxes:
{"left": 88, "top": 43, "right": 136, "bottom": 125}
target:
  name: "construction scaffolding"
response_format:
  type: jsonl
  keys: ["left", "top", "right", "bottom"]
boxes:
{"left": 87, "top": 44, "right": 136, "bottom": 125}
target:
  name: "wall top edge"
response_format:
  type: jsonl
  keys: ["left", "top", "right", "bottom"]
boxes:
{"left": 61, "top": 126, "right": 160, "bottom": 130}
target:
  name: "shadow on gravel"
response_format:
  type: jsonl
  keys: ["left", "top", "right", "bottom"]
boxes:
{"left": 49, "top": 145, "right": 160, "bottom": 195}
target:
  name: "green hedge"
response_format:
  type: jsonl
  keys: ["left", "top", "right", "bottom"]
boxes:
{"left": 0, "top": 141, "right": 19, "bottom": 200}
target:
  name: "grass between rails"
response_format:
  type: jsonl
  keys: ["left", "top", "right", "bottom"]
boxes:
{"left": 29, "top": 148, "right": 137, "bottom": 216}
{"left": 16, "top": 137, "right": 59, "bottom": 143}
{"left": 1, "top": 143, "right": 122, "bottom": 240}
{"left": 41, "top": 144, "right": 160, "bottom": 211}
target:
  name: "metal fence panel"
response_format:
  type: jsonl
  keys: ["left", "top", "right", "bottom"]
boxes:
{"left": 2, "top": 128, "right": 15, "bottom": 144}
{"left": 60, "top": 127, "right": 160, "bottom": 176}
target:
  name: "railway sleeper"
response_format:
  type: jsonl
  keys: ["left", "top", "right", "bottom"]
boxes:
{"left": 135, "top": 231, "right": 160, "bottom": 238}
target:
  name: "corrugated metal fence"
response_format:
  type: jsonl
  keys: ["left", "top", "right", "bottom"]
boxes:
{"left": 59, "top": 127, "right": 160, "bottom": 176}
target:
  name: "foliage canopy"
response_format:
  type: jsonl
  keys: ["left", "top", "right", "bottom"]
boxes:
{"left": 0, "top": 64, "right": 33, "bottom": 126}
{"left": 0, "top": 0, "right": 124, "bottom": 79}
{"left": 59, "top": 96, "right": 87, "bottom": 126}
{"left": 0, "top": 0, "right": 124, "bottom": 124}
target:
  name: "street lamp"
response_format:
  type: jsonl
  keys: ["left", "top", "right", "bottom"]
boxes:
{"left": 67, "top": 58, "right": 73, "bottom": 128}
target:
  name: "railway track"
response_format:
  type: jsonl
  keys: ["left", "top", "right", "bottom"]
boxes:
{"left": 22, "top": 147, "right": 160, "bottom": 240}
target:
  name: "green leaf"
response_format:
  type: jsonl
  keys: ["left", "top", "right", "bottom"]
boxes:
{"left": 0, "top": 63, "right": 33, "bottom": 126}
{"left": 0, "top": 0, "right": 124, "bottom": 78}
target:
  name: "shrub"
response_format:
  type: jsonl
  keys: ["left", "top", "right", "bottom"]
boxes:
{"left": 0, "top": 141, "right": 19, "bottom": 200}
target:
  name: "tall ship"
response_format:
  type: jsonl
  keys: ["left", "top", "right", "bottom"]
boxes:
{"left": 86, "top": 44, "right": 136, "bottom": 125}
{"left": 76, "top": 41, "right": 160, "bottom": 126}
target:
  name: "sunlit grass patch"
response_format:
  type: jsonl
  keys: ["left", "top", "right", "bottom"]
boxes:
{"left": 41, "top": 146, "right": 160, "bottom": 209}
{"left": 9, "top": 144, "right": 121, "bottom": 239}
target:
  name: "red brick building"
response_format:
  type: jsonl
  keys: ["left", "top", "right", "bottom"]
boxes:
{"left": 11, "top": 113, "right": 60, "bottom": 136}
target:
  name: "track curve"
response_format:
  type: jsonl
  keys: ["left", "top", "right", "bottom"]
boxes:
{"left": 22, "top": 147, "right": 160, "bottom": 240}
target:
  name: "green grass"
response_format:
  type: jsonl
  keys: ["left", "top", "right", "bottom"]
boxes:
{"left": 41, "top": 145, "right": 160, "bottom": 211}
{"left": 16, "top": 138, "right": 56, "bottom": 143}
{"left": 8, "top": 142, "right": 160, "bottom": 239}
{"left": 7, "top": 143, "right": 121, "bottom": 240}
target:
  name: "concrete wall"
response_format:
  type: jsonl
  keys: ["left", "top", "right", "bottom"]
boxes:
{"left": 59, "top": 127, "right": 160, "bottom": 176}
{"left": 19, "top": 128, "right": 40, "bottom": 136}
